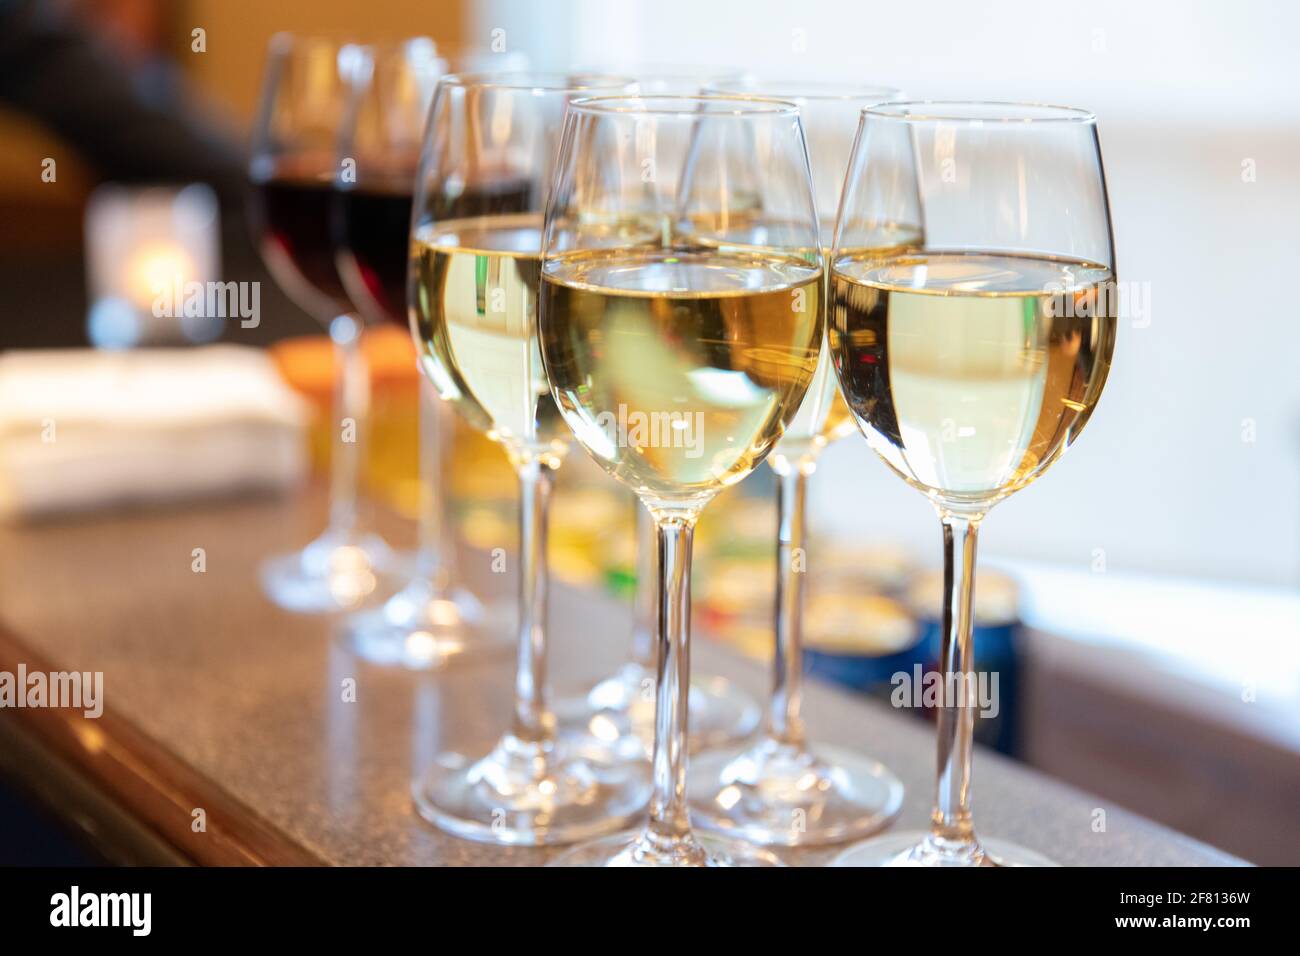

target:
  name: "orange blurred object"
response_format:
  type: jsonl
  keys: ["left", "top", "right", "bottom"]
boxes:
{"left": 269, "top": 326, "right": 515, "bottom": 521}
{"left": 269, "top": 325, "right": 420, "bottom": 516}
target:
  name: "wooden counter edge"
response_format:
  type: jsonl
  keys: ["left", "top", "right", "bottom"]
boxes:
{"left": 0, "top": 625, "right": 324, "bottom": 866}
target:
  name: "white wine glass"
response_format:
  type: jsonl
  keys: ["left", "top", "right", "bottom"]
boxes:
{"left": 249, "top": 34, "right": 398, "bottom": 613}
{"left": 829, "top": 102, "right": 1118, "bottom": 867}
{"left": 408, "top": 72, "right": 649, "bottom": 845}
{"left": 687, "top": 79, "right": 907, "bottom": 847}
{"left": 541, "top": 94, "right": 825, "bottom": 866}
{"left": 553, "top": 68, "right": 764, "bottom": 760}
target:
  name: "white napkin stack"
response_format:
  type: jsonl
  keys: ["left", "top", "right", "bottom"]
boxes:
{"left": 0, "top": 346, "right": 310, "bottom": 520}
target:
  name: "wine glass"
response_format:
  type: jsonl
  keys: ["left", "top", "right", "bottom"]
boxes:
{"left": 408, "top": 72, "right": 648, "bottom": 845}
{"left": 333, "top": 41, "right": 515, "bottom": 669}
{"left": 829, "top": 102, "right": 1118, "bottom": 867}
{"left": 249, "top": 34, "right": 397, "bottom": 613}
{"left": 541, "top": 94, "right": 825, "bottom": 866}
{"left": 552, "top": 68, "right": 764, "bottom": 760}
{"left": 686, "top": 80, "right": 907, "bottom": 847}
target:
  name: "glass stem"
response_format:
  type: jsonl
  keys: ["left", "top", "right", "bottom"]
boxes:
{"left": 414, "top": 378, "right": 448, "bottom": 588}
{"left": 930, "top": 511, "right": 981, "bottom": 851}
{"left": 631, "top": 504, "right": 657, "bottom": 672}
{"left": 768, "top": 461, "right": 810, "bottom": 747}
{"left": 328, "top": 314, "right": 367, "bottom": 537}
{"left": 511, "top": 458, "right": 556, "bottom": 745}
{"left": 646, "top": 513, "right": 697, "bottom": 845}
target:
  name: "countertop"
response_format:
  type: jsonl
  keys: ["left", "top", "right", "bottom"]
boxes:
{"left": 0, "top": 492, "right": 1244, "bottom": 866}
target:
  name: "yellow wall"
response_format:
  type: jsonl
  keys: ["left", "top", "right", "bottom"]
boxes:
{"left": 184, "top": 0, "right": 468, "bottom": 121}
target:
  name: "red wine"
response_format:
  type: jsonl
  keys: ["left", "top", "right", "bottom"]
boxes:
{"left": 336, "top": 184, "right": 413, "bottom": 325}
{"left": 331, "top": 176, "right": 534, "bottom": 327}
{"left": 249, "top": 175, "right": 353, "bottom": 319}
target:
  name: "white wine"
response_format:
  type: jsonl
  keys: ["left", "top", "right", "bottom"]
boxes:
{"left": 772, "top": 227, "right": 924, "bottom": 466}
{"left": 830, "top": 251, "right": 1116, "bottom": 506}
{"left": 411, "top": 213, "right": 569, "bottom": 467}
{"left": 768, "top": 337, "right": 856, "bottom": 467}
{"left": 540, "top": 248, "right": 822, "bottom": 510}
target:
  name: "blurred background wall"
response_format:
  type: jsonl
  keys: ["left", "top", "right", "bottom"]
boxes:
{"left": 183, "top": 0, "right": 465, "bottom": 121}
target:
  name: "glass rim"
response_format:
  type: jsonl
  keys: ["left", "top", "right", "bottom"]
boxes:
{"left": 437, "top": 71, "right": 634, "bottom": 93}
{"left": 863, "top": 100, "right": 1097, "bottom": 124}
{"left": 706, "top": 78, "right": 903, "bottom": 102}
{"left": 567, "top": 93, "right": 801, "bottom": 117}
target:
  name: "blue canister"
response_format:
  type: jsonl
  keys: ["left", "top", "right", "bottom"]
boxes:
{"left": 802, "top": 570, "right": 1023, "bottom": 758}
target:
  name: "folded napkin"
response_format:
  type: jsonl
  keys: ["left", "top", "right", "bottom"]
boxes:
{"left": 0, "top": 346, "right": 310, "bottom": 520}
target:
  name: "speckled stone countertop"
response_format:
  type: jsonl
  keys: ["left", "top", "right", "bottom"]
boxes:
{"left": 0, "top": 493, "right": 1243, "bottom": 866}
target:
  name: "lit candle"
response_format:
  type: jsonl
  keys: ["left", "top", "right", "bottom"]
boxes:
{"left": 84, "top": 183, "right": 220, "bottom": 348}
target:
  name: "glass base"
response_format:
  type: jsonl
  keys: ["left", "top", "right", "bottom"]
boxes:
{"left": 412, "top": 732, "right": 649, "bottom": 846}
{"left": 548, "top": 829, "right": 785, "bottom": 867}
{"left": 260, "top": 528, "right": 396, "bottom": 613}
{"left": 336, "top": 574, "right": 510, "bottom": 669}
{"left": 687, "top": 737, "right": 904, "bottom": 846}
{"left": 831, "top": 831, "right": 1059, "bottom": 867}
{"left": 556, "top": 662, "right": 760, "bottom": 760}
